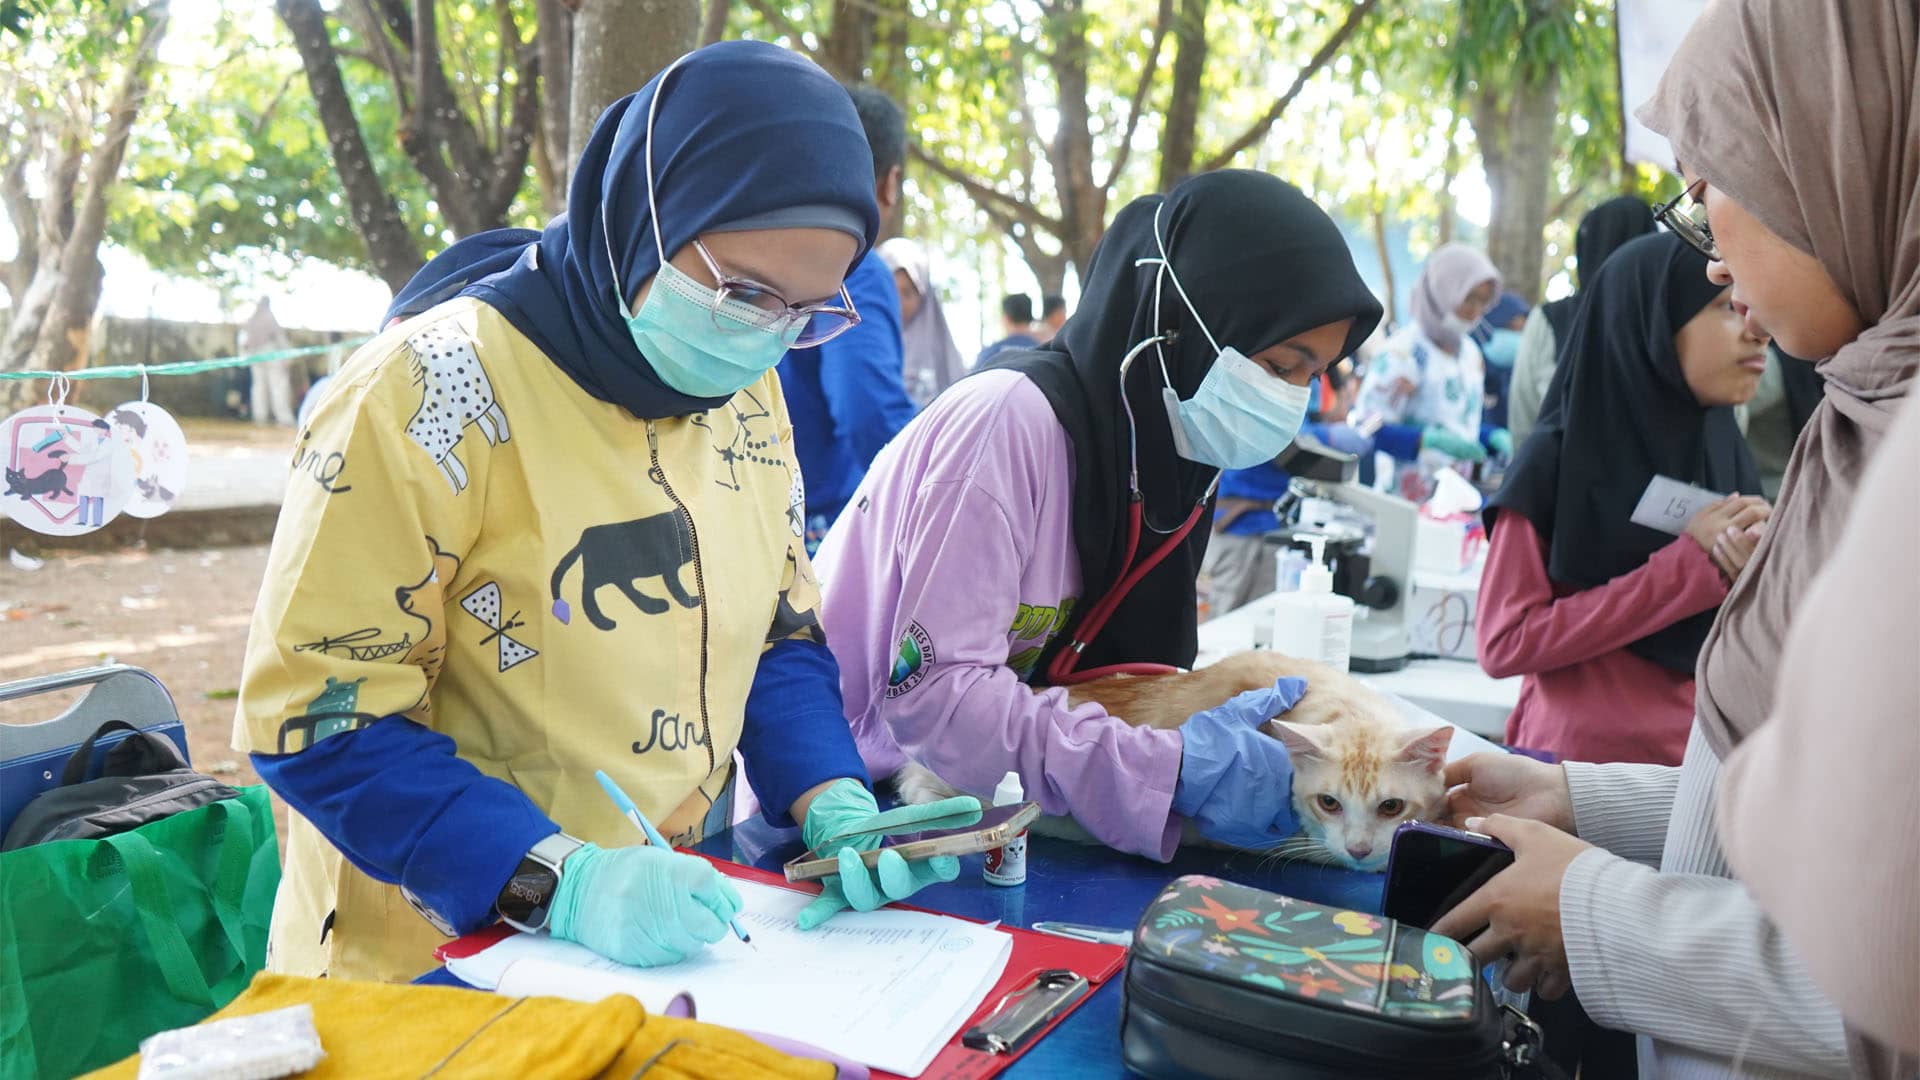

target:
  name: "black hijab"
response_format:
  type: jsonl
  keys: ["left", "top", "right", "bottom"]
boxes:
{"left": 1487, "top": 232, "right": 1760, "bottom": 672}
{"left": 1540, "top": 196, "right": 1657, "bottom": 344}
{"left": 988, "top": 171, "right": 1381, "bottom": 674}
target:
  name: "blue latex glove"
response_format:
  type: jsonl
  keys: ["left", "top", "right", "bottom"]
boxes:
{"left": 797, "top": 779, "right": 982, "bottom": 930}
{"left": 547, "top": 842, "right": 744, "bottom": 967}
{"left": 1172, "top": 677, "right": 1310, "bottom": 848}
{"left": 1485, "top": 427, "right": 1515, "bottom": 459}
{"left": 1322, "top": 422, "right": 1375, "bottom": 457}
{"left": 1421, "top": 425, "right": 1487, "bottom": 463}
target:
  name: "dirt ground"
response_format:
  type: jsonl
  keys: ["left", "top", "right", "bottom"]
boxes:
{"left": 1, "top": 543, "right": 287, "bottom": 846}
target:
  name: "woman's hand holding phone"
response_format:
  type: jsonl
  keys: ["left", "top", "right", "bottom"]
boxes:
{"left": 1442, "top": 753, "right": 1574, "bottom": 833}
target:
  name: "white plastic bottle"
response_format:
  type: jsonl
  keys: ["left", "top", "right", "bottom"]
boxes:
{"left": 982, "top": 771, "right": 1028, "bottom": 886}
{"left": 1270, "top": 536, "right": 1355, "bottom": 671}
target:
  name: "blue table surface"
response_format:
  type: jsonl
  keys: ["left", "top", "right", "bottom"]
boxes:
{"left": 708, "top": 816, "right": 1385, "bottom": 1079}
{"left": 423, "top": 816, "right": 1386, "bottom": 1078}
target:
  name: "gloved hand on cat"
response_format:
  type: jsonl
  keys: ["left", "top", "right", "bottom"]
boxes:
{"left": 796, "top": 779, "right": 982, "bottom": 931}
{"left": 1173, "top": 677, "right": 1310, "bottom": 848}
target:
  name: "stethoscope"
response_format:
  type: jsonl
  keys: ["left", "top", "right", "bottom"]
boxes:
{"left": 1044, "top": 247, "right": 1221, "bottom": 686}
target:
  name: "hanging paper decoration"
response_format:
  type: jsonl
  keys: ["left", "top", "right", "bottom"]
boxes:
{"left": 104, "top": 399, "right": 189, "bottom": 519}
{"left": 1, "top": 391, "right": 136, "bottom": 536}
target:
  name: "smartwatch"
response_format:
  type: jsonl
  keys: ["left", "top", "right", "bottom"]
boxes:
{"left": 495, "top": 832, "right": 585, "bottom": 933}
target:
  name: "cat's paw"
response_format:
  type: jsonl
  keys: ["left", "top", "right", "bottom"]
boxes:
{"left": 891, "top": 763, "right": 963, "bottom": 805}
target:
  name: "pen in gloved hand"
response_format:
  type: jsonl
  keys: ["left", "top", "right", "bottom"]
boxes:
{"left": 595, "top": 770, "right": 755, "bottom": 950}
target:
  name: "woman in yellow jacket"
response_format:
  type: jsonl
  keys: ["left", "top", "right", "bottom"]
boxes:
{"left": 234, "top": 42, "right": 973, "bottom": 982}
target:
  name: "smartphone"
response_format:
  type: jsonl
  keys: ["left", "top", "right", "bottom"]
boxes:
{"left": 782, "top": 801, "right": 1042, "bottom": 883}
{"left": 1381, "top": 821, "right": 1515, "bottom": 930}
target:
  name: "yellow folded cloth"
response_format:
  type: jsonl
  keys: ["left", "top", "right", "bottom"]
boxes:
{"left": 82, "top": 973, "right": 832, "bottom": 1080}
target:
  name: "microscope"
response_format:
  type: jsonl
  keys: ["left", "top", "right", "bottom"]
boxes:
{"left": 1272, "top": 436, "right": 1418, "bottom": 673}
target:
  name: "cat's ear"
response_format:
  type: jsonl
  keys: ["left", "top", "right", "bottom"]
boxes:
{"left": 1396, "top": 726, "right": 1454, "bottom": 774}
{"left": 1267, "top": 721, "right": 1325, "bottom": 761}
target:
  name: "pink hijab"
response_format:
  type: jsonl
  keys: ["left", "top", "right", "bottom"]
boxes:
{"left": 1637, "top": 0, "right": 1918, "bottom": 759}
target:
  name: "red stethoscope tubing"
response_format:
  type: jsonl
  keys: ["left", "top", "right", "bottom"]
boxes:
{"left": 1045, "top": 494, "right": 1210, "bottom": 686}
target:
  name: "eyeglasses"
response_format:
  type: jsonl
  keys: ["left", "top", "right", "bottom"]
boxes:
{"left": 1654, "top": 177, "right": 1720, "bottom": 262}
{"left": 688, "top": 239, "right": 861, "bottom": 349}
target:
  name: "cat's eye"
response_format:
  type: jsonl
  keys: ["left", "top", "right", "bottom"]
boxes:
{"left": 1314, "top": 794, "right": 1342, "bottom": 815}
{"left": 1377, "top": 799, "right": 1405, "bottom": 818}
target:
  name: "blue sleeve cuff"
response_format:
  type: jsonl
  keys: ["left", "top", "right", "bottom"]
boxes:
{"left": 1375, "top": 422, "right": 1423, "bottom": 461}
{"left": 251, "top": 716, "right": 558, "bottom": 936}
{"left": 741, "top": 639, "right": 870, "bottom": 827}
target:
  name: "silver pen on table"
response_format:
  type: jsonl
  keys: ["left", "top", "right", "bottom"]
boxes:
{"left": 1030, "top": 921, "right": 1133, "bottom": 946}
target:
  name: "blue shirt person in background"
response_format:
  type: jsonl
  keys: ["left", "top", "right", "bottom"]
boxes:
{"left": 976, "top": 293, "right": 1040, "bottom": 363}
{"left": 777, "top": 84, "right": 919, "bottom": 551}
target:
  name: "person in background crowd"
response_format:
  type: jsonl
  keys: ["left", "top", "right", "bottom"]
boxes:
{"left": 239, "top": 298, "right": 297, "bottom": 426}
{"left": 878, "top": 237, "right": 967, "bottom": 408}
{"left": 816, "top": 172, "right": 1383, "bottom": 862}
{"left": 1037, "top": 294, "right": 1068, "bottom": 342}
{"left": 1475, "top": 290, "right": 1530, "bottom": 431}
{"left": 1346, "top": 244, "right": 1509, "bottom": 501}
{"left": 1508, "top": 197, "right": 1657, "bottom": 441}
{"left": 1481, "top": 231, "right": 1771, "bottom": 769}
{"left": 1438, "top": 3, "right": 1914, "bottom": 1075}
{"left": 1739, "top": 345, "right": 1825, "bottom": 498}
{"left": 777, "top": 83, "right": 918, "bottom": 552}
{"left": 976, "top": 293, "right": 1039, "bottom": 363}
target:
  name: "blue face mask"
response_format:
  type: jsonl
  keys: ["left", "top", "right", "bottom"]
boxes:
{"left": 608, "top": 52, "right": 809, "bottom": 401}
{"left": 1142, "top": 203, "right": 1315, "bottom": 470}
{"left": 617, "top": 259, "right": 803, "bottom": 399}
{"left": 1480, "top": 326, "right": 1520, "bottom": 368}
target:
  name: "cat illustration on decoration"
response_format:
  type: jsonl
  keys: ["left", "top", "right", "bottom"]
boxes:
{"left": 894, "top": 651, "right": 1453, "bottom": 871}
{"left": 402, "top": 321, "right": 509, "bottom": 494}
{"left": 550, "top": 509, "right": 701, "bottom": 631}
{"left": 5, "top": 452, "right": 72, "bottom": 499}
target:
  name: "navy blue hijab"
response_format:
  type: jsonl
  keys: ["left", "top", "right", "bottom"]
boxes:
{"left": 384, "top": 41, "right": 880, "bottom": 419}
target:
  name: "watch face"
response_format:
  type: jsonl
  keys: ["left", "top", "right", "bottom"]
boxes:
{"left": 497, "top": 857, "right": 559, "bottom": 929}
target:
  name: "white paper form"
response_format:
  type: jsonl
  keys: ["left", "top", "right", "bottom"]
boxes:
{"left": 446, "top": 878, "right": 1012, "bottom": 1077}
{"left": 1630, "top": 474, "right": 1727, "bottom": 536}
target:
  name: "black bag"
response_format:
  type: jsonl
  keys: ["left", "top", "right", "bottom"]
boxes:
{"left": 1, "top": 720, "right": 241, "bottom": 850}
{"left": 1121, "top": 875, "right": 1554, "bottom": 1080}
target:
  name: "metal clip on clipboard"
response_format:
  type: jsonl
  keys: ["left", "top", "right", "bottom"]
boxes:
{"left": 961, "top": 969, "right": 1091, "bottom": 1055}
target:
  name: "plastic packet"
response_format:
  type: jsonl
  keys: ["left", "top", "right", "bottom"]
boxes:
{"left": 136, "top": 1004, "right": 325, "bottom": 1080}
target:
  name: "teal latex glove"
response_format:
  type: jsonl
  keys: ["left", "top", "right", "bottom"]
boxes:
{"left": 1486, "top": 427, "right": 1515, "bottom": 459}
{"left": 1422, "top": 425, "right": 1487, "bottom": 462}
{"left": 797, "top": 778, "right": 982, "bottom": 930}
{"left": 547, "top": 842, "right": 743, "bottom": 967}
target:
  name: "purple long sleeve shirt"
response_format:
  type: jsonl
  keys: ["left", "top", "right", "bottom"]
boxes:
{"left": 814, "top": 369, "right": 1184, "bottom": 860}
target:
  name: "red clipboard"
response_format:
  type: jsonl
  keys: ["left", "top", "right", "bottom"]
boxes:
{"left": 435, "top": 853, "right": 1127, "bottom": 1080}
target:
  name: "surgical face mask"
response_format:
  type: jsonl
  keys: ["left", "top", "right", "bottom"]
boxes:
{"left": 1139, "top": 202, "right": 1315, "bottom": 470}
{"left": 606, "top": 51, "right": 804, "bottom": 400}
{"left": 1159, "top": 348, "right": 1314, "bottom": 469}
{"left": 1442, "top": 312, "right": 1477, "bottom": 337}
{"left": 1481, "top": 326, "right": 1521, "bottom": 368}
{"left": 617, "top": 260, "right": 803, "bottom": 398}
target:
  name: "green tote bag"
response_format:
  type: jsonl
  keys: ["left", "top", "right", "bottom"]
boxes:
{"left": 0, "top": 787, "right": 280, "bottom": 1080}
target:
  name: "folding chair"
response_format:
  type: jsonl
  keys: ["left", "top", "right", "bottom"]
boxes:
{"left": 0, "top": 664, "right": 191, "bottom": 838}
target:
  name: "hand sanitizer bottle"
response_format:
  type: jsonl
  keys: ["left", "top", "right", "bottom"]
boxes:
{"left": 1270, "top": 536, "right": 1355, "bottom": 671}
{"left": 983, "top": 771, "right": 1028, "bottom": 886}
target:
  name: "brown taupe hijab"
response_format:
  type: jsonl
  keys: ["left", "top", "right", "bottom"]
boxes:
{"left": 1637, "top": 0, "right": 1919, "bottom": 759}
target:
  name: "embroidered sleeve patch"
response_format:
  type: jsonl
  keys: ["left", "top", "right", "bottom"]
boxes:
{"left": 884, "top": 621, "right": 935, "bottom": 698}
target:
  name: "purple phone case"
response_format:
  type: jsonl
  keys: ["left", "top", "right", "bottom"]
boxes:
{"left": 1381, "top": 821, "right": 1515, "bottom": 927}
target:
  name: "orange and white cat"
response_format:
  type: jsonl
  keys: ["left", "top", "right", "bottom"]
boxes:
{"left": 893, "top": 651, "right": 1453, "bottom": 871}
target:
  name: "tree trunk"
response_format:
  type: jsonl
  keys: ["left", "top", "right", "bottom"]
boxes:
{"left": 537, "top": 0, "right": 575, "bottom": 212}
{"left": 1436, "top": 109, "right": 1461, "bottom": 246}
{"left": 1474, "top": 67, "right": 1559, "bottom": 303}
{"left": 0, "top": 3, "right": 169, "bottom": 392}
{"left": 1046, "top": 1, "right": 1104, "bottom": 278}
{"left": 570, "top": 0, "right": 698, "bottom": 162}
{"left": 1371, "top": 198, "right": 1396, "bottom": 324}
{"left": 277, "top": 0, "right": 424, "bottom": 292}
{"left": 869, "top": 0, "right": 911, "bottom": 104}
{"left": 699, "top": 0, "right": 728, "bottom": 45}
{"left": 1156, "top": 0, "right": 1207, "bottom": 191}
{"left": 821, "top": 0, "right": 875, "bottom": 82}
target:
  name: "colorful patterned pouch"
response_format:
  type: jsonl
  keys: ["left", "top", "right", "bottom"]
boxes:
{"left": 1120, "top": 875, "right": 1548, "bottom": 1080}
